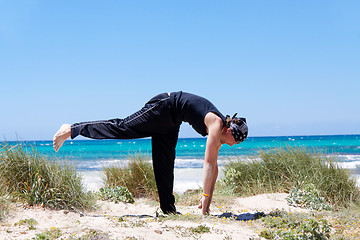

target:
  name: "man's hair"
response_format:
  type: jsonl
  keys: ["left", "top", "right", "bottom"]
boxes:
{"left": 225, "top": 116, "right": 244, "bottom": 128}
{"left": 225, "top": 113, "right": 248, "bottom": 143}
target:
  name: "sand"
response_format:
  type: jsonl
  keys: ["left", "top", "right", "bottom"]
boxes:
{"left": 0, "top": 193, "right": 307, "bottom": 240}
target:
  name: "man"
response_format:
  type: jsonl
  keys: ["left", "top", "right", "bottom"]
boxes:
{"left": 53, "top": 91, "right": 248, "bottom": 215}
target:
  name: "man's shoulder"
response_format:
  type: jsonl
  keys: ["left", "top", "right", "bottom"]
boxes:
{"left": 204, "top": 112, "right": 223, "bottom": 132}
{"left": 205, "top": 112, "right": 223, "bottom": 123}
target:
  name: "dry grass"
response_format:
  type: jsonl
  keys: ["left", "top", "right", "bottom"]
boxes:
{"left": 222, "top": 146, "right": 360, "bottom": 208}
{"left": 102, "top": 153, "right": 158, "bottom": 199}
{"left": 0, "top": 143, "right": 96, "bottom": 211}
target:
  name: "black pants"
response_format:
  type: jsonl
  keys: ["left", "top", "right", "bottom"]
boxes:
{"left": 71, "top": 93, "right": 181, "bottom": 214}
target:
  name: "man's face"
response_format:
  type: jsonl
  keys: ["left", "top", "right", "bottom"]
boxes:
{"left": 221, "top": 128, "right": 237, "bottom": 146}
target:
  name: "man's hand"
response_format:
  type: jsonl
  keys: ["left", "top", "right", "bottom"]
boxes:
{"left": 198, "top": 196, "right": 211, "bottom": 215}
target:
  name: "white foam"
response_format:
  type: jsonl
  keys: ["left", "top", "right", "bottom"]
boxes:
{"left": 325, "top": 155, "right": 360, "bottom": 169}
{"left": 80, "top": 171, "right": 103, "bottom": 191}
{"left": 79, "top": 168, "right": 203, "bottom": 193}
{"left": 78, "top": 159, "right": 127, "bottom": 170}
{"left": 77, "top": 155, "right": 252, "bottom": 171}
{"left": 173, "top": 181, "right": 201, "bottom": 194}
{"left": 337, "top": 155, "right": 360, "bottom": 161}
{"left": 175, "top": 159, "right": 203, "bottom": 168}
{"left": 338, "top": 161, "right": 360, "bottom": 169}
{"left": 80, "top": 165, "right": 228, "bottom": 194}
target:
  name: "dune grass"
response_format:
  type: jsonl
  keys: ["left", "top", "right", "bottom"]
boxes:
{"left": 0, "top": 181, "right": 11, "bottom": 220}
{"left": 0, "top": 144, "right": 96, "bottom": 211}
{"left": 222, "top": 146, "right": 360, "bottom": 208}
{"left": 102, "top": 153, "right": 158, "bottom": 199}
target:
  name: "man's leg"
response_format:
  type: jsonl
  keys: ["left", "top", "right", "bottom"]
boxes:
{"left": 70, "top": 93, "right": 173, "bottom": 139}
{"left": 151, "top": 128, "right": 179, "bottom": 214}
{"left": 53, "top": 124, "right": 71, "bottom": 152}
{"left": 53, "top": 118, "right": 147, "bottom": 152}
{"left": 53, "top": 93, "right": 173, "bottom": 152}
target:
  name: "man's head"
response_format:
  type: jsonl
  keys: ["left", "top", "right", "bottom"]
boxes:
{"left": 226, "top": 114, "right": 248, "bottom": 144}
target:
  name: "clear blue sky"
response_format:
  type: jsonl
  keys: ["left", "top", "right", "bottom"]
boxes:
{"left": 1, "top": 0, "right": 359, "bottom": 140}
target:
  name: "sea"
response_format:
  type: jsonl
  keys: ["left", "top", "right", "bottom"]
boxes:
{"left": 2, "top": 134, "right": 360, "bottom": 193}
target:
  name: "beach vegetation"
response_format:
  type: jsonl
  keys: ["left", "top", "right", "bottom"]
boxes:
{"left": 33, "top": 227, "right": 62, "bottom": 240}
{"left": 69, "top": 228, "right": 110, "bottom": 240}
{"left": 190, "top": 224, "right": 210, "bottom": 234}
{"left": 287, "top": 183, "right": 333, "bottom": 211}
{"left": 326, "top": 206, "right": 360, "bottom": 239}
{"left": 0, "top": 181, "right": 11, "bottom": 220}
{"left": 113, "top": 216, "right": 149, "bottom": 228}
{"left": 163, "top": 211, "right": 202, "bottom": 222}
{"left": 123, "top": 219, "right": 148, "bottom": 228}
{"left": 102, "top": 153, "right": 158, "bottom": 199}
{"left": 165, "top": 224, "right": 211, "bottom": 238}
{"left": 98, "top": 186, "right": 135, "bottom": 203}
{"left": 14, "top": 218, "right": 38, "bottom": 230}
{"left": 256, "top": 209, "right": 360, "bottom": 240}
{"left": 259, "top": 210, "right": 332, "bottom": 240}
{"left": 0, "top": 144, "right": 96, "bottom": 211}
{"left": 222, "top": 146, "right": 360, "bottom": 208}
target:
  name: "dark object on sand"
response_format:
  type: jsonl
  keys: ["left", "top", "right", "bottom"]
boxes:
{"left": 214, "top": 211, "right": 266, "bottom": 221}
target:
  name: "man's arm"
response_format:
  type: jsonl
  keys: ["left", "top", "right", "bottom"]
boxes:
{"left": 198, "top": 113, "right": 222, "bottom": 214}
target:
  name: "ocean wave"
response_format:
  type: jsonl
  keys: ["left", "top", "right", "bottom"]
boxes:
{"left": 76, "top": 158, "right": 206, "bottom": 170}
{"left": 337, "top": 161, "right": 360, "bottom": 169}
{"left": 77, "top": 159, "right": 130, "bottom": 171}
{"left": 74, "top": 155, "right": 255, "bottom": 171}
{"left": 335, "top": 154, "right": 360, "bottom": 161}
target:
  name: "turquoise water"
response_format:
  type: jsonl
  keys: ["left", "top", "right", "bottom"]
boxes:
{"left": 2, "top": 134, "right": 360, "bottom": 171}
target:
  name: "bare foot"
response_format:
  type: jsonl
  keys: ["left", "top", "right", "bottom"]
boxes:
{"left": 53, "top": 124, "right": 71, "bottom": 152}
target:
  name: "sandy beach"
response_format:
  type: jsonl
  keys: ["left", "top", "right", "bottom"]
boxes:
{"left": 0, "top": 193, "right": 305, "bottom": 240}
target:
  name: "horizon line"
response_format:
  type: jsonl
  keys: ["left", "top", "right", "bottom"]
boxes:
{"left": 1, "top": 133, "right": 359, "bottom": 142}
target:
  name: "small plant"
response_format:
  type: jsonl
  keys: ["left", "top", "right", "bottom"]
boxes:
{"left": 70, "top": 228, "right": 110, "bottom": 240}
{"left": 287, "top": 184, "right": 333, "bottom": 211}
{"left": 33, "top": 227, "right": 62, "bottom": 240}
{"left": 298, "top": 218, "right": 331, "bottom": 239}
{"left": 98, "top": 186, "right": 135, "bottom": 203}
{"left": 165, "top": 224, "right": 211, "bottom": 238}
{"left": 190, "top": 224, "right": 210, "bottom": 234}
{"left": 113, "top": 216, "right": 148, "bottom": 228}
{"left": 14, "top": 218, "right": 38, "bottom": 230}
{"left": 259, "top": 229, "right": 275, "bottom": 239}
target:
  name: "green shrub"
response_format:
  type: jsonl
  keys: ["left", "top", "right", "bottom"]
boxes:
{"left": 102, "top": 153, "right": 157, "bottom": 199}
{"left": 33, "top": 227, "right": 62, "bottom": 240}
{"left": 99, "top": 186, "right": 135, "bottom": 203}
{"left": 287, "top": 184, "right": 333, "bottom": 211}
{"left": 0, "top": 144, "right": 96, "bottom": 211}
{"left": 222, "top": 146, "right": 360, "bottom": 208}
{"left": 14, "top": 218, "right": 38, "bottom": 230}
{"left": 190, "top": 224, "right": 210, "bottom": 234}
